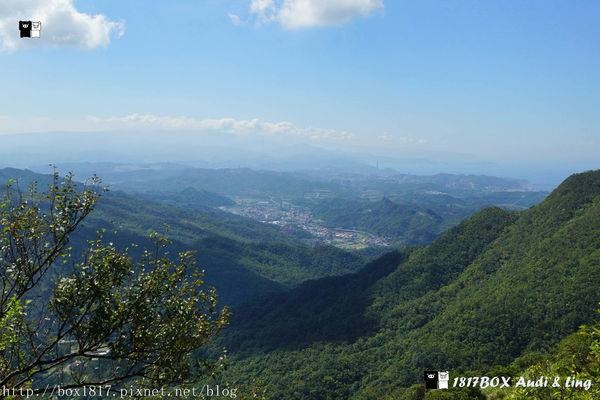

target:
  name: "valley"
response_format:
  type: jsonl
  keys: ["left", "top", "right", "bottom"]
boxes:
{"left": 221, "top": 197, "right": 391, "bottom": 249}
{"left": 214, "top": 170, "right": 600, "bottom": 399}
{"left": 0, "top": 166, "right": 596, "bottom": 400}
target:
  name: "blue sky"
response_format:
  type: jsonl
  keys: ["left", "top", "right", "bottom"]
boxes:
{"left": 1, "top": 0, "right": 599, "bottom": 167}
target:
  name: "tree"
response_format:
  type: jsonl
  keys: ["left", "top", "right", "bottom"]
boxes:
{"left": 0, "top": 171, "right": 229, "bottom": 394}
{"left": 499, "top": 314, "right": 599, "bottom": 400}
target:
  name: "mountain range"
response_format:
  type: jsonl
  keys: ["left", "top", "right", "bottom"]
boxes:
{"left": 1, "top": 166, "right": 597, "bottom": 398}
{"left": 215, "top": 170, "right": 600, "bottom": 399}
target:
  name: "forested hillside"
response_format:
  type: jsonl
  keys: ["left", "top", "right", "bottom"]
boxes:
{"left": 2, "top": 167, "right": 595, "bottom": 398}
{"left": 35, "top": 163, "right": 547, "bottom": 245}
{"left": 485, "top": 315, "right": 600, "bottom": 399}
{"left": 307, "top": 197, "right": 449, "bottom": 244}
{"left": 218, "top": 170, "right": 600, "bottom": 399}
{"left": 0, "top": 168, "right": 366, "bottom": 306}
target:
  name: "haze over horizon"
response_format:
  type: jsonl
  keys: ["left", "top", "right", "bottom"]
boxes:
{"left": 0, "top": 129, "right": 596, "bottom": 189}
{"left": 1, "top": 0, "right": 599, "bottom": 187}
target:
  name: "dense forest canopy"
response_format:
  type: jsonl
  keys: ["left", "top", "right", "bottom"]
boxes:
{"left": 0, "top": 168, "right": 597, "bottom": 399}
{"left": 216, "top": 170, "right": 600, "bottom": 399}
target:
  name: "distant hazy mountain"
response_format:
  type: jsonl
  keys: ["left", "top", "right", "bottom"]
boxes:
{"left": 28, "top": 161, "right": 542, "bottom": 197}
{"left": 3, "top": 131, "right": 595, "bottom": 188}
{"left": 24, "top": 163, "right": 548, "bottom": 245}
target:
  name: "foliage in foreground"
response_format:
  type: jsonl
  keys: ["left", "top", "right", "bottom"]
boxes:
{"left": 487, "top": 314, "right": 599, "bottom": 400}
{"left": 0, "top": 171, "right": 228, "bottom": 393}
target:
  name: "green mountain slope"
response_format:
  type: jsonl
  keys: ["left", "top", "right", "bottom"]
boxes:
{"left": 299, "top": 189, "right": 544, "bottom": 245}
{"left": 223, "top": 251, "right": 408, "bottom": 355}
{"left": 82, "top": 192, "right": 367, "bottom": 305}
{"left": 142, "top": 187, "right": 235, "bottom": 209}
{"left": 493, "top": 315, "right": 600, "bottom": 400}
{"left": 222, "top": 207, "right": 517, "bottom": 356}
{"left": 45, "top": 164, "right": 547, "bottom": 245}
{"left": 0, "top": 168, "right": 366, "bottom": 306}
{"left": 308, "top": 197, "right": 446, "bottom": 244}
{"left": 219, "top": 170, "right": 600, "bottom": 399}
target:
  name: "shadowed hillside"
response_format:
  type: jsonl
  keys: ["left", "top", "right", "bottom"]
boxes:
{"left": 218, "top": 170, "right": 600, "bottom": 399}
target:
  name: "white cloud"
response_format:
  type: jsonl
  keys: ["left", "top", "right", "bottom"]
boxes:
{"left": 0, "top": 0, "right": 124, "bottom": 51}
{"left": 1, "top": 114, "right": 433, "bottom": 153}
{"left": 228, "top": 13, "right": 242, "bottom": 26}
{"left": 86, "top": 114, "right": 354, "bottom": 141}
{"left": 251, "top": 0, "right": 276, "bottom": 14}
{"left": 249, "top": 0, "right": 383, "bottom": 29}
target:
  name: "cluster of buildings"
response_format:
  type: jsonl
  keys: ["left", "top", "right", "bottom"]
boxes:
{"left": 223, "top": 199, "right": 389, "bottom": 249}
